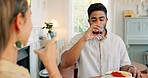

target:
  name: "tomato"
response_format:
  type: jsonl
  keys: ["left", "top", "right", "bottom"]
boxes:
{"left": 111, "top": 71, "right": 125, "bottom": 77}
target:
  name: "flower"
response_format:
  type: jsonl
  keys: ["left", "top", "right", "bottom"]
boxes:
{"left": 42, "top": 22, "right": 53, "bottom": 33}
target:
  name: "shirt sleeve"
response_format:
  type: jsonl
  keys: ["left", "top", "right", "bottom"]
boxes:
{"left": 59, "top": 33, "right": 84, "bottom": 61}
{"left": 119, "top": 38, "right": 131, "bottom": 67}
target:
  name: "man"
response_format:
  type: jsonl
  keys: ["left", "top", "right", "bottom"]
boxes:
{"left": 61, "top": 3, "right": 144, "bottom": 78}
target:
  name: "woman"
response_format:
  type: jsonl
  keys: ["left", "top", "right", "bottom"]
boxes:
{"left": 0, "top": 0, "right": 62, "bottom": 78}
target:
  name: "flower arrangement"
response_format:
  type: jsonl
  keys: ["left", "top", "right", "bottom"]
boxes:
{"left": 42, "top": 22, "right": 55, "bottom": 38}
{"left": 42, "top": 22, "right": 53, "bottom": 34}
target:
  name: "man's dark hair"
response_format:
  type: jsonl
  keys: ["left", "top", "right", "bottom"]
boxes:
{"left": 87, "top": 3, "right": 107, "bottom": 18}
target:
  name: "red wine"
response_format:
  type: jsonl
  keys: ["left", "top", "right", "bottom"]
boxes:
{"left": 92, "top": 31, "right": 102, "bottom": 35}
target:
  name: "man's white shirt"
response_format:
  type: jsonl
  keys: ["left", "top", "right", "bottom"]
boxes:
{"left": 62, "top": 31, "right": 131, "bottom": 78}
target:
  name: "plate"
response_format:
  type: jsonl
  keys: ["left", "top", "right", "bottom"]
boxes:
{"left": 102, "top": 71, "right": 133, "bottom": 78}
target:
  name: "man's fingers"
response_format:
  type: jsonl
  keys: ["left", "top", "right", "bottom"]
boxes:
{"left": 132, "top": 70, "right": 137, "bottom": 77}
{"left": 140, "top": 73, "right": 144, "bottom": 78}
{"left": 137, "top": 71, "right": 141, "bottom": 78}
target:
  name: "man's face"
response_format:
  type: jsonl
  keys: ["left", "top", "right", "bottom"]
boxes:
{"left": 88, "top": 11, "right": 108, "bottom": 29}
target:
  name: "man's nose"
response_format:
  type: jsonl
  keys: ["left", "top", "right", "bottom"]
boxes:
{"left": 96, "top": 20, "right": 102, "bottom": 26}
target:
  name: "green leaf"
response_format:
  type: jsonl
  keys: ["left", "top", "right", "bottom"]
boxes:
{"left": 42, "top": 22, "right": 53, "bottom": 31}
{"left": 42, "top": 27, "right": 45, "bottom": 29}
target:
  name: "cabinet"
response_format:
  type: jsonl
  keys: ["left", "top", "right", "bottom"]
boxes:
{"left": 124, "top": 17, "right": 148, "bottom": 64}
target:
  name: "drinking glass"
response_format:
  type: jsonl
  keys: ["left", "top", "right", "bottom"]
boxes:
{"left": 92, "top": 25, "right": 104, "bottom": 41}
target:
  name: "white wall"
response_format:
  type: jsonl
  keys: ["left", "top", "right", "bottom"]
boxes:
{"left": 44, "top": 0, "right": 138, "bottom": 42}
{"left": 29, "top": 0, "right": 46, "bottom": 78}
{"left": 113, "top": 1, "right": 137, "bottom": 39}
{"left": 45, "top": 0, "right": 69, "bottom": 44}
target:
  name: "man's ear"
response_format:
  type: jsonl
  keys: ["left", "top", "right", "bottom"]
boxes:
{"left": 15, "top": 13, "right": 24, "bottom": 32}
{"left": 106, "top": 18, "right": 108, "bottom": 22}
{"left": 88, "top": 19, "right": 91, "bottom": 25}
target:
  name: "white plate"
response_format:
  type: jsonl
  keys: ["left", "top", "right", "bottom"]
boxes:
{"left": 102, "top": 71, "right": 133, "bottom": 78}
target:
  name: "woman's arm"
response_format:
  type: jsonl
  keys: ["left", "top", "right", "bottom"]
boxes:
{"left": 35, "top": 38, "right": 62, "bottom": 78}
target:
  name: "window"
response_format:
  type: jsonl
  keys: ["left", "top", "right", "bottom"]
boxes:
{"left": 72, "top": 0, "right": 109, "bottom": 35}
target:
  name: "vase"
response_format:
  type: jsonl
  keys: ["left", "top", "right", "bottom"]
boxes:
{"left": 49, "top": 32, "right": 55, "bottom": 38}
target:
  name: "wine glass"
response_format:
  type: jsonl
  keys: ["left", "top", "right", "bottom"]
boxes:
{"left": 92, "top": 25, "right": 104, "bottom": 41}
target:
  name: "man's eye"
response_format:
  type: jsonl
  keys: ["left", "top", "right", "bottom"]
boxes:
{"left": 100, "top": 19, "right": 104, "bottom": 21}
{"left": 100, "top": 18, "right": 104, "bottom": 21}
{"left": 92, "top": 20, "right": 96, "bottom": 22}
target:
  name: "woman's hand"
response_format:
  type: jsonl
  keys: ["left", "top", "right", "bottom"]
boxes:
{"left": 34, "top": 38, "right": 58, "bottom": 67}
{"left": 35, "top": 38, "right": 62, "bottom": 78}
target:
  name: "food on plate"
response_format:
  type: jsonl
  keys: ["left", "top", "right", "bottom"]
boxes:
{"left": 104, "top": 71, "right": 132, "bottom": 78}
{"left": 111, "top": 71, "right": 125, "bottom": 77}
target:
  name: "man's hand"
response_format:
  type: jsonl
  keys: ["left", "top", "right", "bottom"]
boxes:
{"left": 83, "top": 23, "right": 101, "bottom": 41}
{"left": 127, "top": 67, "right": 146, "bottom": 78}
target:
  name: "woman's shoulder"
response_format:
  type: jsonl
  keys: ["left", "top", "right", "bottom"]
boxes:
{"left": 0, "top": 59, "right": 30, "bottom": 78}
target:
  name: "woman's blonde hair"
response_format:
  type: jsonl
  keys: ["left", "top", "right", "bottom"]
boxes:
{"left": 0, "top": 0, "right": 28, "bottom": 54}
